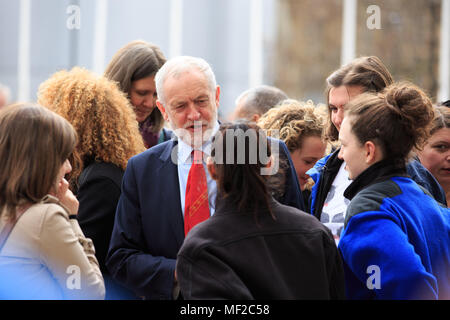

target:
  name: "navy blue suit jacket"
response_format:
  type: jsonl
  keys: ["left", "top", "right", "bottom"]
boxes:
{"left": 106, "top": 137, "right": 303, "bottom": 299}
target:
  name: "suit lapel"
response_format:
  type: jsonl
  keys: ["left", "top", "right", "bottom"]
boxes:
{"left": 159, "top": 140, "right": 185, "bottom": 247}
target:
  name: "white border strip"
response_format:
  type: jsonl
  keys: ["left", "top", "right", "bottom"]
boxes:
{"left": 17, "top": 0, "right": 31, "bottom": 102}
{"left": 341, "top": 0, "right": 357, "bottom": 66}
{"left": 249, "top": 0, "right": 263, "bottom": 87}
{"left": 439, "top": 0, "right": 450, "bottom": 101}
{"left": 92, "top": 0, "right": 108, "bottom": 74}
{"left": 169, "top": 0, "right": 183, "bottom": 58}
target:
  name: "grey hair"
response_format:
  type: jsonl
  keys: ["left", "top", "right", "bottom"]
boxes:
{"left": 235, "top": 85, "right": 288, "bottom": 117}
{"left": 155, "top": 56, "right": 217, "bottom": 105}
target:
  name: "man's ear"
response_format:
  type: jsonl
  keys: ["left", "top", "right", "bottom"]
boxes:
{"left": 364, "top": 140, "right": 381, "bottom": 164}
{"left": 215, "top": 86, "right": 220, "bottom": 109}
{"left": 251, "top": 114, "right": 260, "bottom": 123}
{"left": 156, "top": 101, "right": 168, "bottom": 122}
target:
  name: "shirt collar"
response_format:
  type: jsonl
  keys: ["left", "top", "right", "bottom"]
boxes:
{"left": 177, "top": 121, "right": 220, "bottom": 164}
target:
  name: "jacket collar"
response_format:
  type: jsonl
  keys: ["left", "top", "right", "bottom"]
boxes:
{"left": 214, "top": 193, "right": 278, "bottom": 217}
{"left": 344, "top": 159, "right": 407, "bottom": 201}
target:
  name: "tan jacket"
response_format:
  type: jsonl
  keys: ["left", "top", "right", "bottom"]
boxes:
{"left": 0, "top": 195, "right": 105, "bottom": 299}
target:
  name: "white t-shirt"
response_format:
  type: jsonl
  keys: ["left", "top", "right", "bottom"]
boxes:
{"left": 320, "top": 162, "right": 352, "bottom": 245}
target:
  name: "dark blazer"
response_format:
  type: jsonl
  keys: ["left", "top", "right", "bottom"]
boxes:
{"left": 176, "top": 197, "right": 346, "bottom": 300}
{"left": 106, "top": 137, "right": 304, "bottom": 299}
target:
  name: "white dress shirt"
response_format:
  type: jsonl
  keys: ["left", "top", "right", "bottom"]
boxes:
{"left": 176, "top": 122, "right": 219, "bottom": 218}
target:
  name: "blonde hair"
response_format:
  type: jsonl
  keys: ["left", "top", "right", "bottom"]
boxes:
{"left": 0, "top": 104, "right": 77, "bottom": 220}
{"left": 257, "top": 100, "right": 325, "bottom": 153}
{"left": 38, "top": 67, "right": 146, "bottom": 189}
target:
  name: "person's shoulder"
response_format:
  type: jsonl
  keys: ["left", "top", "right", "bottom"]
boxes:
{"left": 131, "top": 140, "right": 175, "bottom": 164}
{"left": 345, "top": 179, "right": 403, "bottom": 225}
{"left": 272, "top": 200, "right": 331, "bottom": 234}
{"left": 406, "top": 159, "right": 447, "bottom": 205}
{"left": 25, "top": 196, "right": 71, "bottom": 223}
{"left": 178, "top": 221, "right": 215, "bottom": 258}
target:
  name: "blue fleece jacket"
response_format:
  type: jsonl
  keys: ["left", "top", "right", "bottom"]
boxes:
{"left": 307, "top": 150, "right": 447, "bottom": 217}
{"left": 339, "top": 175, "right": 450, "bottom": 300}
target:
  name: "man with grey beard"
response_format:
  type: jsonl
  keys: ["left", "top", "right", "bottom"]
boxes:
{"left": 106, "top": 56, "right": 304, "bottom": 300}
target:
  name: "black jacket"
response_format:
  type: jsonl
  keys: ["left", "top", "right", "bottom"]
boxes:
{"left": 77, "top": 161, "right": 135, "bottom": 300}
{"left": 176, "top": 198, "right": 346, "bottom": 300}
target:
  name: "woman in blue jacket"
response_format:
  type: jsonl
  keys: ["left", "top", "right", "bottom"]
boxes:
{"left": 307, "top": 56, "right": 447, "bottom": 244}
{"left": 337, "top": 82, "right": 450, "bottom": 300}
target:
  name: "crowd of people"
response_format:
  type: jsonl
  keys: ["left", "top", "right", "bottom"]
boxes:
{"left": 0, "top": 40, "right": 449, "bottom": 300}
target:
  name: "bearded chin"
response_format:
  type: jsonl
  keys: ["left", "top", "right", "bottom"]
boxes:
{"left": 169, "top": 112, "right": 217, "bottom": 148}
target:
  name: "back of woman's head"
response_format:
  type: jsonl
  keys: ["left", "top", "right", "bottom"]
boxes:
{"left": 345, "top": 82, "right": 434, "bottom": 167}
{"left": 0, "top": 104, "right": 76, "bottom": 219}
{"left": 37, "top": 67, "right": 145, "bottom": 188}
{"left": 104, "top": 40, "right": 166, "bottom": 94}
{"left": 211, "top": 122, "right": 275, "bottom": 220}
{"left": 257, "top": 100, "right": 325, "bottom": 153}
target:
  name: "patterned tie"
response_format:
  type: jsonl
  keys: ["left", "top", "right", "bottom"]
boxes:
{"left": 184, "top": 149, "right": 210, "bottom": 236}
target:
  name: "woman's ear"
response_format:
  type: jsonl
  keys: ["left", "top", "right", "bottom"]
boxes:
{"left": 206, "top": 156, "right": 218, "bottom": 180}
{"left": 364, "top": 140, "right": 382, "bottom": 164}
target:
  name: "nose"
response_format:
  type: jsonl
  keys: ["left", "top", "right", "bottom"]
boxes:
{"left": 142, "top": 96, "right": 155, "bottom": 110}
{"left": 335, "top": 108, "right": 345, "bottom": 129}
{"left": 65, "top": 159, "right": 72, "bottom": 174}
{"left": 186, "top": 104, "right": 201, "bottom": 121}
{"left": 337, "top": 147, "right": 344, "bottom": 160}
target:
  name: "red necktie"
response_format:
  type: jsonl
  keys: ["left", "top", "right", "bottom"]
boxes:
{"left": 184, "top": 150, "right": 210, "bottom": 236}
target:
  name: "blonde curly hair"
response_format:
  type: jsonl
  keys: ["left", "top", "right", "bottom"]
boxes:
{"left": 38, "top": 67, "right": 146, "bottom": 189}
{"left": 257, "top": 100, "right": 325, "bottom": 153}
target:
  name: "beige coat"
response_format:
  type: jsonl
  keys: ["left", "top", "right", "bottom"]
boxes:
{"left": 0, "top": 195, "right": 105, "bottom": 299}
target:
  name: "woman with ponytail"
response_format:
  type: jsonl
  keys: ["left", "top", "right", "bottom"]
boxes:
{"left": 337, "top": 82, "right": 450, "bottom": 300}
{"left": 175, "top": 122, "right": 345, "bottom": 299}
{"left": 309, "top": 56, "right": 446, "bottom": 246}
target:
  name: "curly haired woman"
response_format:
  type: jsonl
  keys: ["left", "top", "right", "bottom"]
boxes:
{"left": 258, "top": 100, "right": 327, "bottom": 210}
{"left": 104, "top": 40, "right": 171, "bottom": 148}
{"left": 38, "top": 67, "right": 145, "bottom": 299}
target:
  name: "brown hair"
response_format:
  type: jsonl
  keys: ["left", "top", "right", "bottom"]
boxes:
{"left": 325, "top": 56, "right": 394, "bottom": 141}
{"left": 104, "top": 40, "right": 166, "bottom": 132}
{"left": 38, "top": 67, "right": 146, "bottom": 190}
{"left": 0, "top": 104, "right": 77, "bottom": 220}
{"left": 211, "top": 122, "right": 275, "bottom": 221}
{"left": 345, "top": 82, "right": 434, "bottom": 167}
{"left": 429, "top": 105, "right": 450, "bottom": 135}
{"left": 257, "top": 100, "right": 325, "bottom": 153}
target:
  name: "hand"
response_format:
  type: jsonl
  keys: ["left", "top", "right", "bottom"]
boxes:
{"left": 55, "top": 178, "right": 79, "bottom": 215}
